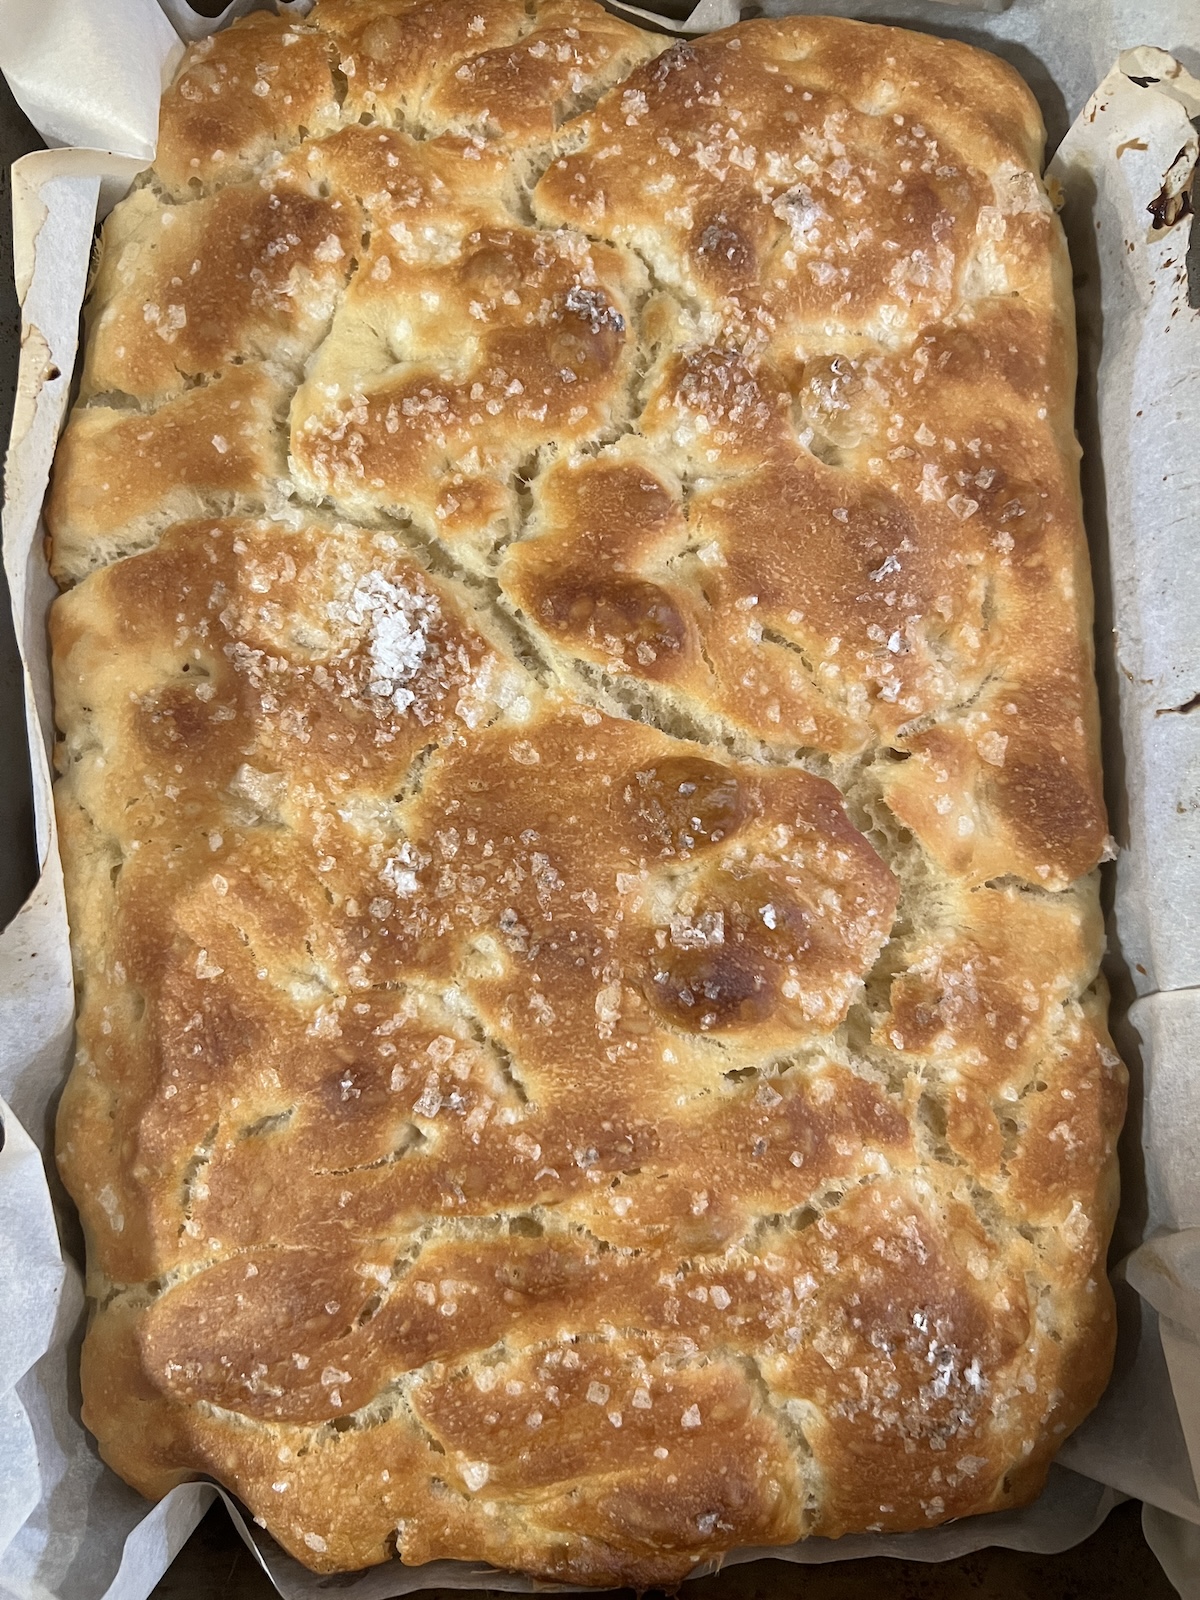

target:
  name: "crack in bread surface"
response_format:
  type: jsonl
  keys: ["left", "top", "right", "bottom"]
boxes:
{"left": 50, "top": 3, "right": 1125, "bottom": 1588}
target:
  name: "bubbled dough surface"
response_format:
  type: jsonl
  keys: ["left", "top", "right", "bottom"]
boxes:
{"left": 49, "top": 2, "right": 1125, "bottom": 1588}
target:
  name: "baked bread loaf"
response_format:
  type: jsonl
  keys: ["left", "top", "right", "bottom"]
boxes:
{"left": 50, "top": 3, "right": 1125, "bottom": 1586}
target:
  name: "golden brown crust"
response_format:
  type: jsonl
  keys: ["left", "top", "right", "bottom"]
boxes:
{"left": 311, "top": 0, "right": 660, "bottom": 141}
{"left": 51, "top": 4, "right": 1122, "bottom": 1587}
{"left": 154, "top": 14, "right": 341, "bottom": 199}
{"left": 79, "top": 168, "right": 359, "bottom": 404}
{"left": 47, "top": 365, "right": 288, "bottom": 582}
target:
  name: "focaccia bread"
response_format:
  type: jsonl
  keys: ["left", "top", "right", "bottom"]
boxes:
{"left": 49, "top": 3, "right": 1126, "bottom": 1586}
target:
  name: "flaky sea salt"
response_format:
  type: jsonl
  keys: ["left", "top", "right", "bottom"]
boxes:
{"left": 332, "top": 571, "right": 439, "bottom": 713}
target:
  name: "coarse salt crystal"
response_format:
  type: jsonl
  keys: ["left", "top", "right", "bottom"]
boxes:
{"left": 334, "top": 571, "right": 439, "bottom": 714}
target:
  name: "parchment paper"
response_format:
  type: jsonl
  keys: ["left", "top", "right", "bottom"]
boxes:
{"left": 1, "top": 3, "right": 1198, "bottom": 1597}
